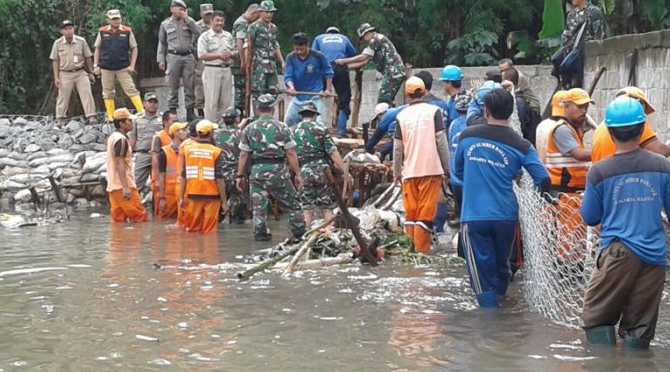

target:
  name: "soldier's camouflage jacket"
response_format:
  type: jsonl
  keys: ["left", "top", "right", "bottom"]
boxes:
{"left": 239, "top": 115, "right": 296, "bottom": 179}
{"left": 248, "top": 21, "right": 280, "bottom": 74}
{"left": 362, "top": 33, "right": 405, "bottom": 79}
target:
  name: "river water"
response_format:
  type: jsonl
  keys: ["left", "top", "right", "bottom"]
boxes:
{"left": 1, "top": 209, "right": 669, "bottom": 371}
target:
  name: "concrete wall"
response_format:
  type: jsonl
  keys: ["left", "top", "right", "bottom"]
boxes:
{"left": 140, "top": 65, "right": 557, "bottom": 127}
{"left": 584, "top": 30, "right": 670, "bottom": 140}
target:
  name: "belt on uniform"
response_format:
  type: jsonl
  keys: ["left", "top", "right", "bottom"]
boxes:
{"left": 204, "top": 64, "right": 231, "bottom": 68}
{"left": 299, "top": 155, "right": 326, "bottom": 164}
{"left": 168, "top": 49, "right": 192, "bottom": 56}
{"left": 252, "top": 157, "right": 285, "bottom": 165}
{"left": 60, "top": 68, "right": 83, "bottom": 72}
{"left": 135, "top": 150, "right": 150, "bottom": 154}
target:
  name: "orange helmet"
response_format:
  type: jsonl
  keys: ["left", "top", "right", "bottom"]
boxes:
{"left": 616, "top": 86, "right": 655, "bottom": 115}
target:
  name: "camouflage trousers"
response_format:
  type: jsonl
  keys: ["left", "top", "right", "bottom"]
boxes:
{"left": 250, "top": 65, "right": 278, "bottom": 107}
{"left": 378, "top": 75, "right": 405, "bottom": 104}
{"left": 226, "top": 179, "right": 248, "bottom": 223}
{"left": 232, "top": 67, "right": 246, "bottom": 115}
{"left": 250, "top": 171, "right": 305, "bottom": 238}
{"left": 300, "top": 164, "right": 336, "bottom": 210}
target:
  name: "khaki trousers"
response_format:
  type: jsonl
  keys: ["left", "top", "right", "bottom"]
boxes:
{"left": 581, "top": 240, "right": 666, "bottom": 341}
{"left": 56, "top": 70, "right": 96, "bottom": 119}
{"left": 202, "top": 66, "right": 233, "bottom": 122}
{"left": 101, "top": 68, "right": 139, "bottom": 100}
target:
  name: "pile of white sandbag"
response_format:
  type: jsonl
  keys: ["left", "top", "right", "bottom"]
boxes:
{"left": 0, "top": 116, "right": 112, "bottom": 206}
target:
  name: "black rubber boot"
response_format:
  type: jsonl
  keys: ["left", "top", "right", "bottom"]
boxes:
{"left": 254, "top": 233, "right": 272, "bottom": 242}
{"left": 584, "top": 326, "right": 616, "bottom": 346}
{"left": 622, "top": 336, "right": 650, "bottom": 350}
{"left": 186, "top": 108, "right": 196, "bottom": 122}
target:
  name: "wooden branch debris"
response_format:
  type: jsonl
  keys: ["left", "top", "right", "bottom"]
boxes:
{"left": 325, "top": 168, "right": 378, "bottom": 266}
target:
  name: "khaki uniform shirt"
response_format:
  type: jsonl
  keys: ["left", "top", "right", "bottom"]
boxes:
{"left": 50, "top": 36, "right": 93, "bottom": 71}
{"left": 197, "top": 29, "right": 236, "bottom": 65}
{"left": 130, "top": 113, "right": 162, "bottom": 151}
{"left": 94, "top": 25, "right": 138, "bottom": 49}
{"left": 157, "top": 16, "right": 202, "bottom": 63}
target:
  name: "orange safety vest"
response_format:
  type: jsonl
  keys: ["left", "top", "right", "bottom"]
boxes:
{"left": 157, "top": 130, "right": 171, "bottom": 147}
{"left": 183, "top": 142, "right": 222, "bottom": 197}
{"left": 105, "top": 131, "right": 136, "bottom": 192}
{"left": 161, "top": 144, "right": 180, "bottom": 196}
{"left": 542, "top": 120, "right": 590, "bottom": 190}
{"left": 151, "top": 130, "right": 174, "bottom": 190}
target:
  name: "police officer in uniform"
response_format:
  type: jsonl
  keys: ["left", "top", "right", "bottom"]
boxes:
{"left": 157, "top": 0, "right": 202, "bottom": 121}
{"left": 50, "top": 20, "right": 96, "bottom": 127}
{"left": 130, "top": 93, "right": 164, "bottom": 191}
{"left": 236, "top": 94, "right": 305, "bottom": 242}
{"left": 94, "top": 9, "right": 144, "bottom": 122}
{"left": 194, "top": 3, "right": 214, "bottom": 117}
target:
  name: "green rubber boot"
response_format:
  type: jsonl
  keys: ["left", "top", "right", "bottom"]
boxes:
{"left": 622, "top": 336, "right": 650, "bottom": 350}
{"left": 585, "top": 326, "right": 616, "bottom": 346}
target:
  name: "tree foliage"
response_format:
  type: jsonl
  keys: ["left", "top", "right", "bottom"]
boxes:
{"left": 1, "top": 0, "right": 670, "bottom": 114}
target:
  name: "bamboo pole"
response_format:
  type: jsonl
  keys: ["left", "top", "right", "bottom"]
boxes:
{"left": 368, "top": 183, "right": 396, "bottom": 208}
{"left": 341, "top": 158, "right": 351, "bottom": 203}
{"left": 237, "top": 244, "right": 300, "bottom": 280}
{"left": 283, "top": 231, "right": 320, "bottom": 276}
{"left": 351, "top": 70, "right": 363, "bottom": 136}
{"left": 381, "top": 186, "right": 401, "bottom": 210}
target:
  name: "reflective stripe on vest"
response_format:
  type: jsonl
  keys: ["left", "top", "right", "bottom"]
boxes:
{"left": 543, "top": 120, "right": 589, "bottom": 189}
{"left": 183, "top": 143, "right": 222, "bottom": 196}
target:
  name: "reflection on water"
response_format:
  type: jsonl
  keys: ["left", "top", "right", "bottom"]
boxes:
{"left": 0, "top": 211, "right": 669, "bottom": 371}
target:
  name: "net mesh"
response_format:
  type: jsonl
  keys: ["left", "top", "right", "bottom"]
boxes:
{"left": 505, "top": 98, "right": 597, "bottom": 328}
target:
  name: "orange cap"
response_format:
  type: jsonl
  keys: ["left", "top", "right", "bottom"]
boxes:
{"left": 405, "top": 76, "right": 425, "bottom": 94}
{"left": 563, "top": 88, "right": 594, "bottom": 105}
{"left": 168, "top": 122, "right": 189, "bottom": 136}
{"left": 616, "top": 86, "right": 655, "bottom": 115}
{"left": 551, "top": 90, "right": 567, "bottom": 117}
{"left": 196, "top": 120, "right": 217, "bottom": 134}
{"left": 112, "top": 108, "right": 135, "bottom": 120}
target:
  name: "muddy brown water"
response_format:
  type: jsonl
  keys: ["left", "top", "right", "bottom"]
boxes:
{"left": 1, "top": 209, "right": 669, "bottom": 371}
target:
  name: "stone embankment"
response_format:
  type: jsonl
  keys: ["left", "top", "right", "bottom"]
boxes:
{"left": 0, "top": 116, "right": 111, "bottom": 207}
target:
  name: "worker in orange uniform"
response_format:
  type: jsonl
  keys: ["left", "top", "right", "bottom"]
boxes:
{"left": 536, "top": 88, "right": 593, "bottom": 264}
{"left": 591, "top": 86, "right": 670, "bottom": 163}
{"left": 179, "top": 120, "right": 229, "bottom": 233}
{"left": 105, "top": 108, "right": 149, "bottom": 223}
{"left": 535, "top": 90, "right": 567, "bottom": 161}
{"left": 175, "top": 119, "right": 200, "bottom": 227}
{"left": 156, "top": 122, "right": 189, "bottom": 219}
{"left": 392, "top": 77, "right": 451, "bottom": 254}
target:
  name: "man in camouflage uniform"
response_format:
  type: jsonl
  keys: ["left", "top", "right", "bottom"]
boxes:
{"left": 232, "top": 4, "right": 260, "bottom": 116}
{"left": 562, "top": 0, "right": 604, "bottom": 47}
{"left": 236, "top": 94, "right": 305, "bottom": 242}
{"left": 194, "top": 3, "right": 214, "bottom": 117}
{"left": 215, "top": 107, "right": 249, "bottom": 224}
{"left": 335, "top": 23, "right": 405, "bottom": 104}
{"left": 292, "top": 101, "right": 348, "bottom": 227}
{"left": 247, "top": 1, "right": 285, "bottom": 110}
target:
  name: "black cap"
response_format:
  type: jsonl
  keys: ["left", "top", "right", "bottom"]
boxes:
{"left": 60, "top": 20, "right": 75, "bottom": 29}
{"left": 486, "top": 68, "right": 502, "bottom": 83}
{"left": 293, "top": 32, "right": 309, "bottom": 46}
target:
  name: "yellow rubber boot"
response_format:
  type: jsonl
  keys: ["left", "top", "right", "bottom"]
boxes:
{"left": 130, "top": 95, "right": 144, "bottom": 115}
{"left": 104, "top": 99, "right": 115, "bottom": 122}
